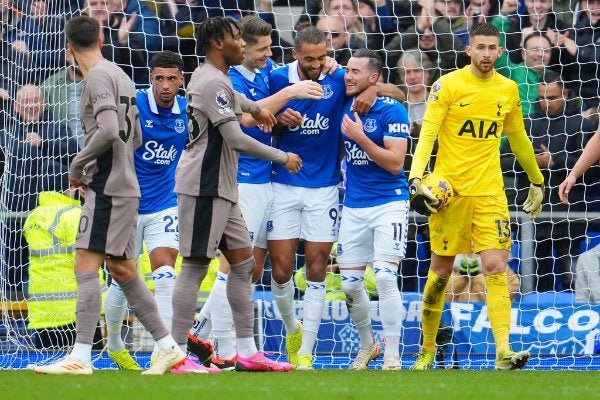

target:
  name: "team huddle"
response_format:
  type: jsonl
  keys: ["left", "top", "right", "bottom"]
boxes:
{"left": 32, "top": 14, "right": 547, "bottom": 374}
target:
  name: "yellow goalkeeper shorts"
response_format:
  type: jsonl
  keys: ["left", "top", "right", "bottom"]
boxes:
{"left": 428, "top": 195, "right": 511, "bottom": 256}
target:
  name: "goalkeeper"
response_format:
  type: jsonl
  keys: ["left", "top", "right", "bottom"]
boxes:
{"left": 408, "top": 23, "right": 544, "bottom": 370}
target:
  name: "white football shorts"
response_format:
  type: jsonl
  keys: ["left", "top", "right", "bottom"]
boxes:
{"left": 136, "top": 206, "right": 179, "bottom": 258}
{"left": 238, "top": 182, "right": 273, "bottom": 249}
{"left": 267, "top": 183, "right": 339, "bottom": 242}
{"left": 337, "top": 200, "right": 409, "bottom": 267}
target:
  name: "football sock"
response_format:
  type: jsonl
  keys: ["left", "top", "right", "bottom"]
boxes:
{"left": 271, "top": 278, "right": 299, "bottom": 333}
{"left": 172, "top": 264, "right": 208, "bottom": 348}
{"left": 104, "top": 282, "right": 127, "bottom": 352}
{"left": 227, "top": 257, "right": 255, "bottom": 339}
{"left": 340, "top": 269, "right": 373, "bottom": 346}
{"left": 75, "top": 271, "right": 102, "bottom": 346}
{"left": 153, "top": 265, "right": 176, "bottom": 329}
{"left": 70, "top": 342, "right": 93, "bottom": 364}
{"left": 374, "top": 261, "right": 402, "bottom": 358}
{"left": 421, "top": 269, "right": 449, "bottom": 352}
{"left": 299, "top": 280, "right": 326, "bottom": 355}
{"left": 486, "top": 272, "right": 511, "bottom": 354}
{"left": 212, "top": 272, "right": 236, "bottom": 359}
{"left": 152, "top": 265, "right": 176, "bottom": 357}
{"left": 120, "top": 275, "right": 170, "bottom": 345}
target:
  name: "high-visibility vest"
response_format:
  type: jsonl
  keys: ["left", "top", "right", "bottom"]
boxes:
{"left": 23, "top": 192, "right": 82, "bottom": 330}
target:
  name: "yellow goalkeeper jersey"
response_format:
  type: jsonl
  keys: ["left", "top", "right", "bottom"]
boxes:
{"left": 423, "top": 65, "right": 524, "bottom": 196}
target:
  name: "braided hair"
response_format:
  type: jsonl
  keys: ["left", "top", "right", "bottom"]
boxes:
{"left": 196, "top": 16, "right": 239, "bottom": 54}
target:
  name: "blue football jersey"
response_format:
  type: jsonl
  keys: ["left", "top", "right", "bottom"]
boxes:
{"left": 228, "top": 59, "right": 275, "bottom": 184}
{"left": 135, "top": 88, "right": 188, "bottom": 214}
{"left": 342, "top": 96, "right": 411, "bottom": 208}
{"left": 268, "top": 62, "right": 345, "bottom": 188}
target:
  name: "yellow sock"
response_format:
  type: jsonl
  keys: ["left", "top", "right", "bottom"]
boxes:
{"left": 485, "top": 272, "right": 511, "bottom": 354}
{"left": 421, "top": 269, "right": 449, "bottom": 352}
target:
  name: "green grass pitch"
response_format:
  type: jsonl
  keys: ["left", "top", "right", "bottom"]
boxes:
{"left": 3, "top": 370, "right": 599, "bottom": 400}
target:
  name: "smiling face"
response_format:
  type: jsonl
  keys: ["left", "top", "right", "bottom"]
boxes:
{"left": 344, "top": 56, "right": 379, "bottom": 97}
{"left": 293, "top": 42, "right": 328, "bottom": 80}
{"left": 466, "top": 34, "right": 502, "bottom": 78}
{"left": 522, "top": 35, "right": 552, "bottom": 74}
{"left": 583, "top": 0, "right": 600, "bottom": 25}
{"left": 243, "top": 34, "right": 272, "bottom": 70}
{"left": 15, "top": 85, "right": 46, "bottom": 123}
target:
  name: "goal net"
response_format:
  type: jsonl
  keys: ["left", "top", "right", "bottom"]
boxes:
{"left": 1, "top": 0, "right": 600, "bottom": 371}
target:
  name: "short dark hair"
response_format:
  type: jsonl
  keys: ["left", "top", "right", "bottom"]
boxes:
{"left": 540, "top": 69, "right": 564, "bottom": 89}
{"left": 238, "top": 16, "right": 272, "bottom": 47}
{"left": 149, "top": 51, "right": 184, "bottom": 71}
{"left": 468, "top": 22, "right": 500, "bottom": 40}
{"left": 523, "top": 32, "right": 552, "bottom": 49}
{"left": 195, "top": 16, "right": 238, "bottom": 54}
{"left": 294, "top": 25, "right": 326, "bottom": 51}
{"left": 65, "top": 15, "right": 100, "bottom": 50}
{"left": 352, "top": 48, "right": 383, "bottom": 75}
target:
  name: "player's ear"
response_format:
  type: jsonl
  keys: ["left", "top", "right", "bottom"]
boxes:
{"left": 368, "top": 72, "right": 380, "bottom": 85}
{"left": 465, "top": 44, "right": 471, "bottom": 57}
{"left": 292, "top": 48, "right": 298, "bottom": 60}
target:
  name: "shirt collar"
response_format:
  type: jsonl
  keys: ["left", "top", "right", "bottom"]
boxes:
{"left": 288, "top": 60, "right": 326, "bottom": 83}
{"left": 147, "top": 87, "right": 181, "bottom": 115}
{"left": 232, "top": 64, "right": 260, "bottom": 81}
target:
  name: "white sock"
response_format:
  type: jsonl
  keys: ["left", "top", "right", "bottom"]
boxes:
{"left": 189, "top": 308, "right": 212, "bottom": 341}
{"left": 210, "top": 272, "right": 237, "bottom": 359}
{"left": 70, "top": 343, "right": 93, "bottom": 364}
{"left": 104, "top": 283, "right": 127, "bottom": 352}
{"left": 236, "top": 337, "right": 257, "bottom": 358}
{"left": 156, "top": 335, "right": 178, "bottom": 350}
{"left": 299, "top": 280, "right": 326, "bottom": 355}
{"left": 152, "top": 265, "right": 176, "bottom": 358}
{"left": 374, "top": 261, "right": 402, "bottom": 358}
{"left": 213, "top": 338, "right": 237, "bottom": 360}
{"left": 271, "top": 278, "right": 298, "bottom": 333}
{"left": 153, "top": 265, "right": 176, "bottom": 328}
{"left": 341, "top": 269, "right": 373, "bottom": 346}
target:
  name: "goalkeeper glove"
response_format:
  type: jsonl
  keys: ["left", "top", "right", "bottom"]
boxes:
{"left": 522, "top": 182, "right": 544, "bottom": 220}
{"left": 409, "top": 178, "right": 439, "bottom": 216}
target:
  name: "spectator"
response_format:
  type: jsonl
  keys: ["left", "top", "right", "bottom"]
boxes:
{"left": 1, "top": 0, "right": 57, "bottom": 84}
{"left": 503, "top": 71, "right": 597, "bottom": 291}
{"left": 1, "top": 84, "right": 76, "bottom": 299}
{"left": 317, "top": 14, "right": 352, "bottom": 65}
{"left": 84, "top": 0, "right": 148, "bottom": 85}
{"left": 384, "top": 0, "right": 469, "bottom": 82}
{"left": 574, "top": 243, "right": 600, "bottom": 302}
{"left": 395, "top": 49, "right": 433, "bottom": 127}
{"left": 24, "top": 188, "right": 104, "bottom": 350}
{"left": 257, "top": 0, "right": 294, "bottom": 64}
{"left": 40, "top": 47, "right": 86, "bottom": 150}
{"left": 2, "top": 84, "right": 76, "bottom": 213}
{"left": 445, "top": 254, "right": 520, "bottom": 302}
{"left": 546, "top": 0, "right": 600, "bottom": 121}
{"left": 320, "top": 0, "right": 367, "bottom": 49}
{"left": 499, "top": 0, "right": 570, "bottom": 65}
{"left": 494, "top": 31, "right": 554, "bottom": 116}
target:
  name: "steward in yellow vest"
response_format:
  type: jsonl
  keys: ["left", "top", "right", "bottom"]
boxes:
{"left": 24, "top": 190, "right": 104, "bottom": 349}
